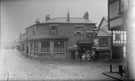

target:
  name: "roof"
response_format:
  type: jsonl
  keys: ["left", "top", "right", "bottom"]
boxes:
{"left": 97, "top": 28, "right": 111, "bottom": 36}
{"left": 44, "top": 17, "right": 95, "bottom": 24}
{"left": 97, "top": 16, "right": 111, "bottom": 36}
{"left": 26, "top": 17, "right": 96, "bottom": 30}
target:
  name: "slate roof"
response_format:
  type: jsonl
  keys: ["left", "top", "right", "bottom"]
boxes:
{"left": 44, "top": 17, "right": 95, "bottom": 24}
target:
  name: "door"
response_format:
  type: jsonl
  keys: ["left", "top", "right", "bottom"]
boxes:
{"left": 71, "top": 51, "right": 75, "bottom": 60}
{"left": 112, "top": 46, "right": 123, "bottom": 59}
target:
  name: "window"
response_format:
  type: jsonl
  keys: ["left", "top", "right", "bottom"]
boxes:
{"left": 74, "top": 26, "right": 83, "bottom": 35}
{"left": 21, "top": 43, "right": 25, "bottom": 51}
{"left": 113, "top": 31, "right": 126, "bottom": 44}
{"left": 116, "top": 34, "right": 121, "bottom": 40}
{"left": 34, "top": 42, "right": 39, "bottom": 52}
{"left": 41, "top": 42, "right": 50, "bottom": 52}
{"left": 33, "top": 26, "right": 37, "bottom": 34}
{"left": 49, "top": 26, "right": 58, "bottom": 35}
{"left": 75, "top": 31, "right": 82, "bottom": 35}
{"left": 54, "top": 41, "right": 64, "bottom": 52}
{"left": 100, "top": 38, "right": 108, "bottom": 46}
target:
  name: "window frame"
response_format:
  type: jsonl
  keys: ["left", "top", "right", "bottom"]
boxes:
{"left": 41, "top": 42, "right": 50, "bottom": 52}
{"left": 54, "top": 41, "right": 64, "bottom": 52}
{"left": 74, "top": 25, "right": 83, "bottom": 36}
{"left": 99, "top": 37, "right": 109, "bottom": 47}
{"left": 49, "top": 26, "right": 58, "bottom": 35}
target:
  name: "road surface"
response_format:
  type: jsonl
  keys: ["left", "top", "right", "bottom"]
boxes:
{"left": 0, "top": 49, "right": 116, "bottom": 80}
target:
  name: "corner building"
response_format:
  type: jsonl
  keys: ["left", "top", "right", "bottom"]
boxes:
{"left": 19, "top": 12, "right": 96, "bottom": 60}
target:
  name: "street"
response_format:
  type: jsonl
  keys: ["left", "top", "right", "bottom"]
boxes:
{"left": 0, "top": 49, "right": 116, "bottom": 80}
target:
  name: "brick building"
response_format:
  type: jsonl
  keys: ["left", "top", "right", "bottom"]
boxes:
{"left": 19, "top": 12, "right": 96, "bottom": 60}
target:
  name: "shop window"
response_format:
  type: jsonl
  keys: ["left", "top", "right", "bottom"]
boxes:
{"left": 54, "top": 41, "right": 64, "bottom": 52}
{"left": 100, "top": 38, "right": 108, "bottom": 47}
{"left": 34, "top": 42, "right": 39, "bottom": 52}
{"left": 22, "top": 43, "right": 25, "bottom": 51}
{"left": 49, "top": 26, "right": 58, "bottom": 35}
{"left": 30, "top": 43, "right": 33, "bottom": 52}
{"left": 41, "top": 42, "right": 50, "bottom": 52}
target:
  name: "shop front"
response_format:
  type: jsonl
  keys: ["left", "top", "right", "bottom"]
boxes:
{"left": 24, "top": 38, "right": 68, "bottom": 59}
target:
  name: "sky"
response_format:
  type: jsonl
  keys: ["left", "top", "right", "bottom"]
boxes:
{"left": 1, "top": 0, "right": 107, "bottom": 46}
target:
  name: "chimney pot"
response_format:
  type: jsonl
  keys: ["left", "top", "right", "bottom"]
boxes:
{"left": 83, "top": 11, "right": 89, "bottom": 20}
{"left": 35, "top": 18, "right": 40, "bottom": 24}
{"left": 45, "top": 15, "right": 50, "bottom": 21}
{"left": 67, "top": 12, "right": 70, "bottom": 22}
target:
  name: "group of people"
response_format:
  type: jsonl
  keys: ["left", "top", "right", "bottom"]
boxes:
{"left": 75, "top": 48, "right": 95, "bottom": 61}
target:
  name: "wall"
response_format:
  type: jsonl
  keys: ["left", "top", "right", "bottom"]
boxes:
{"left": 26, "top": 23, "right": 95, "bottom": 48}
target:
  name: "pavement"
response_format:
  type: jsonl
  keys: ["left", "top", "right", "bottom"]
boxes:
{"left": 0, "top": 48, "right": 122, "bottom": 81}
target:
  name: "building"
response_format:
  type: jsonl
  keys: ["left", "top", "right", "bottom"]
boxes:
{"left": 94, "top": 17, "right": 111, "bottom": 61}
{"left": 108, "top": 0, "right": 127, "bottom": 59}
{"left": 19, "top": 12, "right": 96, "bottom": 60}
{"left": 108, "top": 0, "right": 134, "bottom": 79}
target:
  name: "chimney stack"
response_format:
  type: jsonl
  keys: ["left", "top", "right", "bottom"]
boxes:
{"left": 45, "top": 15, "right": 50, "bottom": 21}
{"left": 35, "top": 18, "right": 40, "bottom": 24}
{"left": 67, "top": 12, "right": 70, "bottom": 22}
{"left": 83, "top": 11, "right": 89, "bottom": 20}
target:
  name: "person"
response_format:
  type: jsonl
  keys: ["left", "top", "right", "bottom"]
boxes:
{"left": 91, "top": 49, "right": 95, "bottom": 60}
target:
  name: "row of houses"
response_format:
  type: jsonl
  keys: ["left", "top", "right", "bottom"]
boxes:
{"left": 19, "top": 12, "right": 125, "bottom": 61}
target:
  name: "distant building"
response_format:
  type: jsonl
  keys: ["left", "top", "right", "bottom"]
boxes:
{"left": 19, "top": 12, "right": 96, "bottom": 60}
{"left": 93, "top": 17, "right": 111, "bottom": 61}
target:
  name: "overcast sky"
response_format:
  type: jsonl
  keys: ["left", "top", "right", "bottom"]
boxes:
{"left": 1, "top": 0, "right": 107, "bottom": 46}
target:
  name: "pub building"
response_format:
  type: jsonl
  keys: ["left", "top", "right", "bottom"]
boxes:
{"left": 19, "top": 12, "right": 96, "bottom": 60}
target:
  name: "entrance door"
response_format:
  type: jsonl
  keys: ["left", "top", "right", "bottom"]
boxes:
{"left": 50, "top": 42, "right": 54, "bottom": 57}
{"left": 71, "top": 51, "right": 76, "bottom": 60}
{"left": 112, "top": 46, "right": 123, "bottom": 59}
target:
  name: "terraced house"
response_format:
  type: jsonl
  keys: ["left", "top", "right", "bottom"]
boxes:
{"left": 19, "top": 12, "right": 96, "bottom": 60}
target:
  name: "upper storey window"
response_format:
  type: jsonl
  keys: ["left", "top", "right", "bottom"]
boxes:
{"left": 33, "top": 26, "right": 37, "bottom": 35}
{"left": 113, "top": 31, "right": 126, "bottom": 45}
{"left": 49, "top": 24, "right": 58, "bottom": 35}
{"left": 100, "top": 38, "right": 109, "bottom": 47}
{"left": 74, "top": 25, "right": 83, "bottom": 36}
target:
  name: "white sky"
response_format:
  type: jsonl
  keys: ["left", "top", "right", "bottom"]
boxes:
{"left": 1, "top": 0, "right": 107, "bottom": 46}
